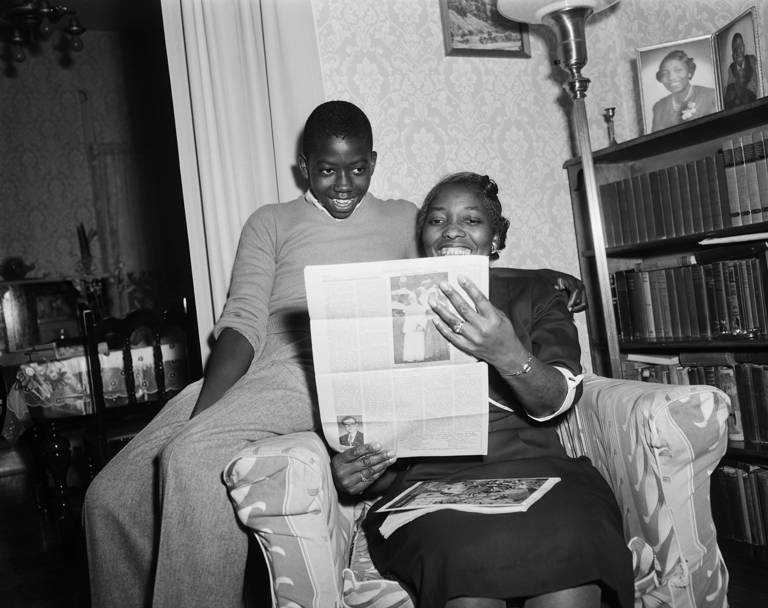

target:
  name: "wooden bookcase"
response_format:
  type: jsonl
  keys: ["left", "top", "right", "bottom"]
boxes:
{"left": 564, "top": 96, "right": 768, "bottom": 556}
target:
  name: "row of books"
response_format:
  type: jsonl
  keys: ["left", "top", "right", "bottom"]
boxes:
{"left": 722, "top": 127, "right": 768, "bottom": 228}
{"left": 620, "top": 353, "right": 747, "bottom": 441}
{"left": 599, "top": 127, "right": 768, "bottom": 249}
{"left": 612, "top": 249, "right": 768, "bottom": 342}
{"left": 622, "top": 350, "right": 768, "bottom": 443}
{"left": 711, "top": 462, "right": 768, "bottom": 546}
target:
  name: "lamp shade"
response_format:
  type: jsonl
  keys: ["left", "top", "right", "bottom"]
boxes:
{"left": 497, "top": 0, "right": 618, "bottom": 24}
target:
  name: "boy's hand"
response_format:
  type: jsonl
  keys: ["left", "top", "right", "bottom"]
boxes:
{"left": 331, "top": 443, "right": 396, "bottom": 495}
{"left": 552, "top": 272, "right": 586, "bottom": 313}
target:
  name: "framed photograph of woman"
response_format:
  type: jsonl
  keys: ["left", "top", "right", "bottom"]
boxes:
{"left": 636, "top": 35, "right": 720, "bottom": 134}
{"left": 714, "top": 7, "right": 763, "bottom": 111}
{"left": 439, "top": 0, "right": 529, "bottom": 57}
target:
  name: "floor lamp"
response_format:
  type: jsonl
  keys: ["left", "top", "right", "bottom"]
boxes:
{"left": 498, "top": 0, "right": 621, "bottom": 377}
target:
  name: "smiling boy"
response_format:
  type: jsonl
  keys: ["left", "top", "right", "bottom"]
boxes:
{"left": 84, "top": 100, "right": 418, "bottom": 608}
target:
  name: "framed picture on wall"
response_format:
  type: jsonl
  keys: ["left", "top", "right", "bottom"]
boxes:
{"left": 714, "top": 7, "right": 763, "bottom": 111}
{"left": 439, "top": 0, "right": 530, "bottom": 57}
{"left": 636, "top": 35, "right": 720, "bottom": 134}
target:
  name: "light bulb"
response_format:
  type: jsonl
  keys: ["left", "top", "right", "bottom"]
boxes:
{"left": 11, "top": 44, "right": 26, "bottom": 63}
{"left": 69, "top": 35, "right": 83, "bottom": 52}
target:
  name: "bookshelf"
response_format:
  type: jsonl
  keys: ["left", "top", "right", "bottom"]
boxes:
{"left": 564, "top": 96, "right": 768, "bottom": 556}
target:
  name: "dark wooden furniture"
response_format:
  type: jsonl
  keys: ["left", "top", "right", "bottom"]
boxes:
{"left": 564, "top": 96, "right": 768, "bottom": 570}
{"left": 19, "top": 306, "right": 202, "bottom": 522}
{"left": 80, "top": 307, "right": 202, "bottom": 472}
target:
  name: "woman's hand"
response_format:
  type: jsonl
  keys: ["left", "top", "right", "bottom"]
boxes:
{"left": 331, "top": 442, "right": 397, "bottom": 496}
{"left": 428, "top": 275, "right": 528, "bottom": 374}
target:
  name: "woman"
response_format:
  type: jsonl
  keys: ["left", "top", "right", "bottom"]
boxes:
{"left": 331, "top": 172, "right": 633, "bottom": 608}
{"left": 651, "top": 49, "right": 717, "bottom": 132}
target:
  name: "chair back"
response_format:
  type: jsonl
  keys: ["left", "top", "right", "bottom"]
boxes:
{"left": 80, "top": 306, "right": 201, "bottom": 470}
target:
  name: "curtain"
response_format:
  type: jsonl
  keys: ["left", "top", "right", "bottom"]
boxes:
{"left": 87, "top": 143, "right": 150, "bottom": 317}
{"left": 161, "top": 0, "right": 325, "bottom": 361}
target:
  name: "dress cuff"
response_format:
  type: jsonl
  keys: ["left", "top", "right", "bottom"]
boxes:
{"left": 526, "top": 365, "right": 584, "bottom": 422}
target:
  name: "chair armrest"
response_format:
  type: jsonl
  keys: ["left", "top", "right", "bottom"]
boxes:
{"left": 223, "top": 432, "right": 355, "bottom": 608}
{"left": 559, "top": 374, "right": 729, "bottom": 607}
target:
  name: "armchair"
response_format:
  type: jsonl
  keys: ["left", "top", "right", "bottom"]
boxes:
{"left": 224, "top": 374, "right": 730, "bottom": 608}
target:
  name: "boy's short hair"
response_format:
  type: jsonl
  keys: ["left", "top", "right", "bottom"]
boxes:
{"left": 302, "top": 100, "right": 373, "bottom": 157}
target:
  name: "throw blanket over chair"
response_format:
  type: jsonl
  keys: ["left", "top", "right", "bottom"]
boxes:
{"left": 224, "top": 375, "right": 730, "bottom": 608}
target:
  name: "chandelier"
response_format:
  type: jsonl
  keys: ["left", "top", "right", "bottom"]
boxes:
{"left": 0, "top": 0, "right": 86, "bottom": 66}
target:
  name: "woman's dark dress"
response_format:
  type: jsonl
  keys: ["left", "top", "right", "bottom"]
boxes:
{"left": 363, "top": 269, "right": 634, "bottom": 608}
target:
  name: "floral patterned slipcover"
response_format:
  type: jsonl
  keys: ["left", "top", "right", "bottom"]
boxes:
{"left": 224, "top": 374, "right": 730, "bottom": 608}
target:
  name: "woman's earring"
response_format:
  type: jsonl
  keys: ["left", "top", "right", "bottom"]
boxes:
{"left": 490, "top": 243, "right": 498, "bottom": 255}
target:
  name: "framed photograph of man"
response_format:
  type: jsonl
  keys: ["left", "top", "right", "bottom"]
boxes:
{"left": 439, "top": 0, "right": 530, "bottom": 57}
{"left": 636, "top": 35, "right": 720, "bottom": 134}
{"left": 714, "top": 7, "right": 763, "bottom": 111}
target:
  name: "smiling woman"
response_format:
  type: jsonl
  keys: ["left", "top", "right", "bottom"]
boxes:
{"left": 637, "top": 35, "right": 720, "bottom": 134}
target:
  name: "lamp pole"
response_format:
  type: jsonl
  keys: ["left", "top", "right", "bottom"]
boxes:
{"left": 545, "top": 7, "right": 621, "bottom": 377}
{"left": 498, "top": 1, "right": 622, "bottom": 377}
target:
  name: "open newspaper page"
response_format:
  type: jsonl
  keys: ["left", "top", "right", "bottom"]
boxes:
{"left": 376, "top": 477, "right": 560, "bottom": 539}
{"left": 304, "top": 255, "right": 489, "bottom": 457}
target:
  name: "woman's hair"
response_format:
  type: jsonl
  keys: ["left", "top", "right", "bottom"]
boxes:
{"left": 655, "top": 50, "right": 696, "bottom": 82}
{"left": 302, "top": 100, "right": 373, "bottom": 158}
{"left": 416, "top": 172, "right": 510, "bottom": 260}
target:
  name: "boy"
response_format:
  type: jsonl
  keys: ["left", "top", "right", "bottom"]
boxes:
{"left": 84, "top": 101, "right": 419, "bottom": 608}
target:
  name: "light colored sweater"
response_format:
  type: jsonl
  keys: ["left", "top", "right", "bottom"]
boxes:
{"left": 214, "top": 192, "right": 419, "bottom": 357}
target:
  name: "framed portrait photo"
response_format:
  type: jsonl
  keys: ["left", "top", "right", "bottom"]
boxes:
{"left": 636, "top": 35, "right": 720, "bottom": 134}
{"left": 439, "top": 0, "right": 530, "bottom": 57}
{"left": 714, "top": 7, "right": 764, "bottom": 111}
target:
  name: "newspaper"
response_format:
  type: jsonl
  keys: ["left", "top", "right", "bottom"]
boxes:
{"left": 304, "top": 255, "right": 489, "bottom": 457}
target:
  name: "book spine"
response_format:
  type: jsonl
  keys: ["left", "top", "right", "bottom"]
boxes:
{"left": 658, "top": 168, "right": 676, "bottom": 239}
{"left": 734, "top": 137, "right": 753, "bottom": 225}
{"left": 691, "top": 265, "right": 711, "bottom": 339}
{"left": 631, "top": 175, "right": 649, "bottom": 244}
{"left": 613, "top": 270, "right": 632, "bottom": 342}
{"left": 625, "top": 271, "right": 645, "bottom": 341}
{"left": 664, "top": 267, "right": 681, "bottom": 341}
{"left": 702, "top": 264, "right": 719, "bottom": 337}
{"left": 678, "top": 163, "right": 695, "bottom": 235}
{"left": 600, "top": 181, "right": 619, "bottom": 248}
{"left": 686, "top": 160, "right": 704, "bottom": 234}
{"left": 711, "top": 467, "right": 735, "bottom": 540}
{"left": 617, "top": 178, "right": 635, "bottom": 246}
{"left": 667, "top": 165, "right": 685, "bottom": 238}
{"left": 706, "top": 155, "right": 726, "bottom": 230}
{"left": 650, "top": 269, "right": 671, "bottom": 340}
{"left": 640, "top": 173, "right": 657, "bottom": 240}
{"left": 711, "top": 261, "right": 730, "bottom": 335}
{"left": 721, "top": 144, "right": 743, "bottom": 227}
{"left": 735, "top": 363, "right": 758, "bottom": 443}
{"left": 743, "top": 133, "right": 764, "bottom": 224}
{"left": 674, "top": 265, "right": 693, "bottom": 340}
{"left": 724, "top": 260, "right": 744, "bottom": 333}
{"left": 649, "top": 171, "right": 666, "bottom": 240}
{"left": 639, "top": 270, "right": 656, "bottom": 340}
{"left": 695, "top": 157, "right": 714, "bottom": 232}
{"left": 716, "top": 365, "right": 744, "bottom": 441}
{"left": 680, "top": 265, "right": 699, "bottom": 340}
{"left": 756, "top": 128, "right": 768, "bottom": 217}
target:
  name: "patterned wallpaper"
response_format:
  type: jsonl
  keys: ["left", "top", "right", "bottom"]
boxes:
{"left": 0, "top": 32, "right": 133, "bottom": 281}
{"left": 0, "top": 29, "right": 193, "bottom": 316}
{"left": 310, "top": 0, "right": 767, "bottom": 371}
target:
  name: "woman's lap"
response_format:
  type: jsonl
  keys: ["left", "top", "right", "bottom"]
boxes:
{"left": 365, "top": 457, "right": 633, "bottom": 608}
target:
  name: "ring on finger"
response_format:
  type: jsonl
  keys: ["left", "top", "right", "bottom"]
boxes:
{"left": 453, "top": 320, "right": 465, "bottom": 334}
{"left": 360, "top": 469, "right": 370, "bottom": 483}
{"left": 362, "top": 456, "right": 371, "bottom": 467}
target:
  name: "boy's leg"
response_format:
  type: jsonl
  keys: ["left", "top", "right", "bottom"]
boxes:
{"left": 151, "top": 354, "right": 316, "bottom": 608}
{"left": 83, "top": 380, "right": 202, "bottom": 608}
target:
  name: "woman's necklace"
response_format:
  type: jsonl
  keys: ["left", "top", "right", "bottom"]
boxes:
{"left": 671, "top": 84, "right": 694, "bottom": 112}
